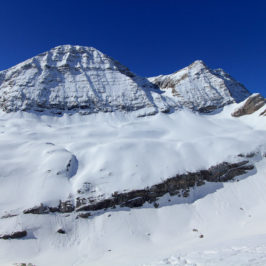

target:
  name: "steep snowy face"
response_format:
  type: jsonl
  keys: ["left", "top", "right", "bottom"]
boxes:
{"left": 0, "top": 45, "right": 158, "bottom": 114}
{"left": 149, "top": 60, "right": 251, "bottom": 112}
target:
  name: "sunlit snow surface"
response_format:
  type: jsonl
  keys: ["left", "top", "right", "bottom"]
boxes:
{"left": 0, "top": 103, "right": 265, "bottom": 266}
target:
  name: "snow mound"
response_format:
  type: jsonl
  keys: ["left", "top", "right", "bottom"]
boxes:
{"left": 43, "top": 143, "right": 78, "bottom": 178}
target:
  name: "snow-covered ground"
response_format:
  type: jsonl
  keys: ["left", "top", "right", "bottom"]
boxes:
{"left": 0, "top": 101, "right": 265, "bottom": 265}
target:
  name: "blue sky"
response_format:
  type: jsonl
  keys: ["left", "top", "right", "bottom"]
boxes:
{"left": 0, "top": 0, "right": 265, "bottom": 96}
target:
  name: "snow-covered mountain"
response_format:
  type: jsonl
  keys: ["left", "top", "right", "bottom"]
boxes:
{"left": 0, "top": 45, "right": 265, "bottom": 266}
{"left": 0, "top": 45, "right": 250, "bottom": 115}
{"left": 0, "top": 45, "right": 159, "bottom": 115}
{"left": 148, "top": 60, "right": 250, "bottom": 112}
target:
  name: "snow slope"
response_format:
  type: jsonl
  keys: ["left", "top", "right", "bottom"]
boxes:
{"left": 0, "top": 101, "right": 265, "bottom": 265}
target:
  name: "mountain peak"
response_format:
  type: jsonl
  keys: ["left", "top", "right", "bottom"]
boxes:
{"left": 36, "top": 44, "right": 111, "bottom": 68}
{"left": 185, "top": 60, "right": 209, "bottom": 75}
{"left": 189, "top": 59, "right": 207, "bottom": 68}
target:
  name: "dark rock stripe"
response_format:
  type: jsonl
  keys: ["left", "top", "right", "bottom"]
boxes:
{"left": 76, "top": 160, "right": 253, "bottom": 212}
{"left": 23, "top": 160, "right": 253, "bottom": 215}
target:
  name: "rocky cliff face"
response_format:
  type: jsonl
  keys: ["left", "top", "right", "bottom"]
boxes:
{"left": 0, "top": 45, "right": 251, "bottom": 115}
{"left": 232, "top": 93, "right": 265, "bottom": 117}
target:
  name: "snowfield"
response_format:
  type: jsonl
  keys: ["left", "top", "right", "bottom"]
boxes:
{"left": 0, "top": 102, "right": 265, "bottom": 266}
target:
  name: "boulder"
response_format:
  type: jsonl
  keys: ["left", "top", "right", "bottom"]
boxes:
{"left": 57, "top": 229, "right": 66, "bottom": 234}
{"left": 23, "top": 204, "right": 49, "bottom": 214}
{"left": 0, "top": 230, "right": 27, "bottom": 239}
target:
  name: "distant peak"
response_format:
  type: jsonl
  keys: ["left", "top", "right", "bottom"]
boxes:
{"left": 166, "top": 60, "right": 207, "bottom": 77}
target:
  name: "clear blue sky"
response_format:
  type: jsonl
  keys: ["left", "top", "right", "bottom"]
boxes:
{"left": 0, "top": 0, "right": 265, "bottom": 96}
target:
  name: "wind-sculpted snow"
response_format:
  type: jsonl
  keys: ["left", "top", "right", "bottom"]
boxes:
{"left": 0, "top": 45, "right": 250, "bottom": 115}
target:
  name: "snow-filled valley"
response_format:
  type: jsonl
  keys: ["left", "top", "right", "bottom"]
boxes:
{"left": 0, "top": 45, "right": 265, "bottom": 265}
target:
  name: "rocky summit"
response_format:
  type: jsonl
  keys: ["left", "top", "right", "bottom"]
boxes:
{"left": 0, "top": 45, "right": 251, "bottom": 115}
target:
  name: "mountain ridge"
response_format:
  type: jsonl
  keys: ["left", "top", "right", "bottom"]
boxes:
{"left": 0, "top": 45, "right": 251, "bottom": 115}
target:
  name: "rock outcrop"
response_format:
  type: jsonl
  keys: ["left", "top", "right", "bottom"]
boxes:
{"left": 260, "top": 109, "right": 266, "bottom": 116}
{"left": 23, "top": 203, "right": 50, "bottom": 214}
{"left": 232, "top": 93, "right": 265, "bottom": 117}
{"left": 75, "top": 160, "right": 253, "bottom": 212}
{"left": 23, "top": 159, "right": 254, "bottom": 216}
{"left": 0, "top": 230, "right": 27, "bottom": 240}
